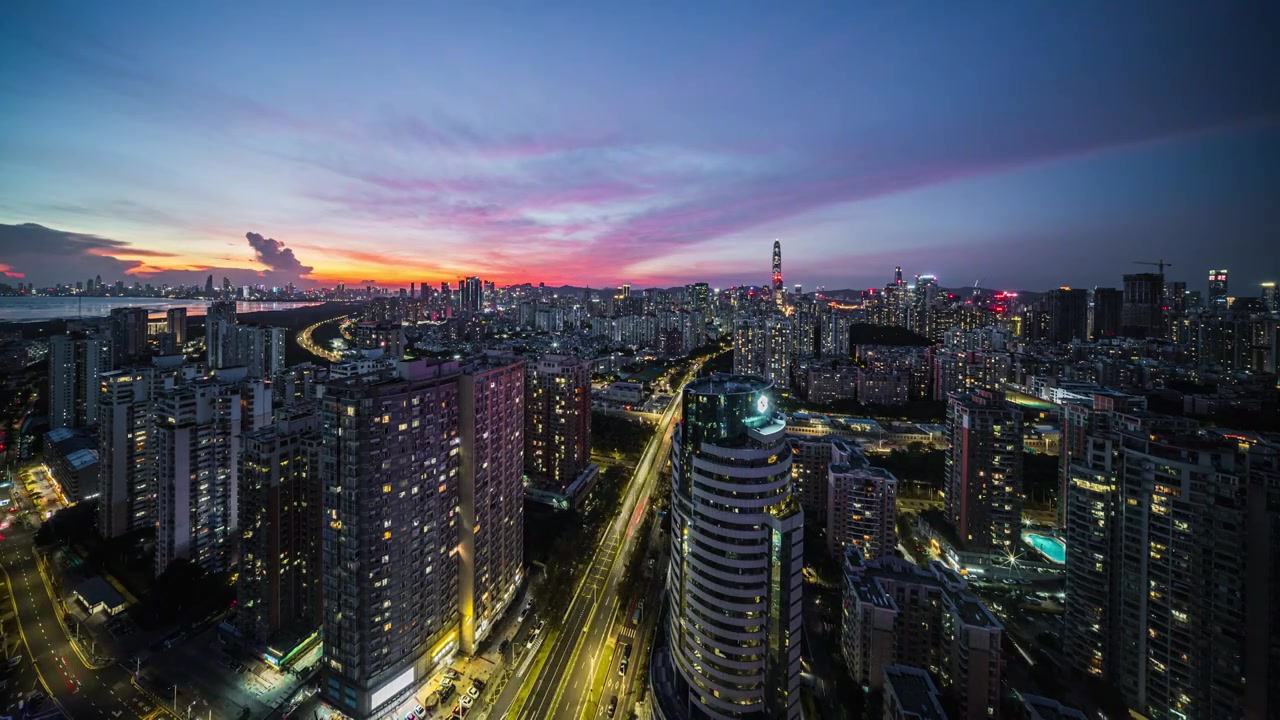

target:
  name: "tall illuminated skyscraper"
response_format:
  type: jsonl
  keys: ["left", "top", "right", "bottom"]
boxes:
{"left": 667, "top": 374, "right": 803, "bottom": 719}
{"left": 1208, "top": 268, "right": 1229, "bottom": 310}
{"left": 772, "top": 239, "right": 783, "bottom": 305}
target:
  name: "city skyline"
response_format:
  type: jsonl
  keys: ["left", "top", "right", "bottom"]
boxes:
{"left": 2, "top": 3, "right": 1277, "bottom": 291}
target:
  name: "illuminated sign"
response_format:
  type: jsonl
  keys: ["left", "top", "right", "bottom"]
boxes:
{"left": 757, "top": 396, "right": 769, "bottom": 414}
{"left": 370, "top": 667, "right": 415, "bottom": 710}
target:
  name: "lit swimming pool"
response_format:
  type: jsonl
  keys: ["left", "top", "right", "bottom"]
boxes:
{"left": 1022, "top": 531, "right": 1066, "bottom": 564}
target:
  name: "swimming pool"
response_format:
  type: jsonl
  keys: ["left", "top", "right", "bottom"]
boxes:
{"left": 1022, "top": 532, "right": 1066, "bottom": 564}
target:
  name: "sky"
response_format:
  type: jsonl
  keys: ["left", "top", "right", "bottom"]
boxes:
{"left": 1, "top": 2, "right": 1277, "bottom": 294}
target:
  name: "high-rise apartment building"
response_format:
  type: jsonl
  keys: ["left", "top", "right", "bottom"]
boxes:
{"left": 457, "top": 355, "right": 525, "bottom": 654}
{"left": 237, "top": 405, "right": 322, "bottom": 645}
{"left": 320, "top": 360, "right": 462, "bottom": 718}
{"left": 1089, "top": 288, "right": 1123, "bottom": 339}
{"left": 944, "top": 389, "right": 1022, "bottom": 554}
{"left": 911, "top": 275, "right": 939, "bottom": 338}
{"left": 734, "top": 315, "right": 795, "bottom": 389}
{"left": 206, "top": 300, "right": 238, "bottom": 368}
{"left": 1112, "top": 431, "right": 1277, "bottom": 720}
{"left": 166, "top": 307, "right": 188, "bottom": 346}
{"left": 97, "top": 362, "right": 197, "bottom": 539}
{"left": 788, "top": 435, "right": 850, "bottom": 523}
{"left": 820, "top": 309, "right": 854, "bottom": 359}
{"left": 667, "top": 374, "right": 803, "bottom": 719}
{"left": 1062, "top": 410, "right": 1194, "bottom": 682}
{"left": 1121, "top": 273, "right": 1164, "bottom": 338}
{"left": 525, "top": 354, "right": 592, "bottom": 487}
{"left": 1262, "top": 281, "right": 1278, "bottom": 313}
{"left": 49, "top": 332, "right": 112, "bottom": 429}
{"left": 1207, "top": 268, "right": 1229, "bottom": 310}
{"left": 154, "top": 372, "right": 272, "bottom": 575}
{"left": 1057, "top": 390, "right": 1146, "bottom": 528}
{"left": 459, "top": 276, "right": 483, "bottom": 314}
{"left": 1063, "top": 409, "right": 1279, "bottom": 719}
{"left": 827, "top": 448, "right": 898, "bottom": 560}
{"left": 110, "top": 306, "right": 151, "bottom": 365}
{"left": 234, "top": 325, "right": 288, "bottom": 378}
{"left": 1045, "top": 287, "right": 1088, "bottom": 343}
{"left": 841, "top": 548, "right": 1003, "bottom": 718}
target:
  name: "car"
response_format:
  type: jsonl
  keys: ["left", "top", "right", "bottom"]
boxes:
{"left": 460, "top": 695, "right": 474, "bottom": 709}
{"left": 623, "top": 643, "right": 632, "bottom": 659}
{"left": 414, "top": 704, "right": 425, "bottom": 716}
{"left": 618, "top": 659, "right": 628, "bottom": 675}
{"left": 467, "top": 686, "right": 479, "bottom": 700}
{"left": 608, "top": 696, "right": 618, "bottom": 717}
{"left": 444, "top": 668, "right": 461, "bottom": 680}
{"left": 404, "top": 713, "right": 415, "bottom": 720}
{"left": 471, "top": 677, "right": 486, "bottom": 691}
{"left": 533, "top": 619, "right": 546, "bottom": 635}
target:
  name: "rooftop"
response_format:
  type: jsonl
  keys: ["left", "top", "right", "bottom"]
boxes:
{"left": 883, "top": 665, "right": 948, "bottom": 720}
{"left": 688, "top": 372, "right": 770, "bottom": 396}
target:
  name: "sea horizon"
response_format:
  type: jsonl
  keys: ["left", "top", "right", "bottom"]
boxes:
{"left": 0, "top": 296, "right": 325, "bottom": 323}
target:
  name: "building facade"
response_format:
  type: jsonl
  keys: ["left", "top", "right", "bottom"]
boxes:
{"left": 525, "top": 354, "right": 592, "bottom": 487}
{"left": 319, "top": 360, "right": 462, "bottom": 719}
{"left": 943, "top": 390, "right": 1022, "bottom": 554}
{"left": 667, "top": 374, "right": 803, "bottom": 719}
{"left": 458, "top": 355, "right": 525, "bottom": 654}
{"left": 237, "top": 405, "right": 322, "bottom": 645}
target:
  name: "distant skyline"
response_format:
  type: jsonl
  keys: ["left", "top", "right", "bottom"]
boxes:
{"left": 1, "top": 3, "right": 1277, "bottom": 292}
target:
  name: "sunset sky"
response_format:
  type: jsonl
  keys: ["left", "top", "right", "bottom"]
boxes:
{"left": 1, "top": 2, "right": 1277, "bottom": 292}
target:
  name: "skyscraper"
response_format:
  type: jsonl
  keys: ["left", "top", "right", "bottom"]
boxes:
{"left": 1208, "top": 268, "right": 1229, "bottom": 310}
{"left": 1262, "top": 282, "right": 1278, "bottom": 313}
{"left": 667, "top": 374, "right": 803, "bottom": 719}
{"left": 237, "top": 405, "right": 323, "bottom": 645}
{"left": 771, "top": 239, "right": 783, "bottom": 305}
{"left": 944, "top": 389, "right": 1022, "bottom": 554}
{"left": 320, "top": 360, "right": 462, "bottom": 718}
{"left": 49, "top": 331, "right": 112, "bottom": 429}
{"left": 457, "top": 354, "right": 525, "bottom": 654}
{"left": 525, "top": 354, "right": 592, "bottom": 488}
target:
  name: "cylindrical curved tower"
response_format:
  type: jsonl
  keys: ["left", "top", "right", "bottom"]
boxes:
{"left": 667, "top": 373, "right": 803, "bottom": 720}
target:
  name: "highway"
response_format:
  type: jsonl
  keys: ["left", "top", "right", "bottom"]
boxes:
{"left": 494, "top": 352, "right": 718, "bottom": 720}
{"left": 295, "top": 315, "right": 347, "bottom": 362}
{"left": 2, "top": 472, "right": 164, "bottom": 720}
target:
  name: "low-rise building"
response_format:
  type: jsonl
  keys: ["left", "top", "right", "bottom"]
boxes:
{"left": 43, "top": 426, "right": 99, "bottom": 501}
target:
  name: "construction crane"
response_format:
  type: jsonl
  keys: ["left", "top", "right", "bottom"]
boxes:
{"left": 1134, "top": 259, "right": 1174, "bottom": 274}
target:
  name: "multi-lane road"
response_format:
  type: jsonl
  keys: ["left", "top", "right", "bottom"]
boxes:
{"left": 2, "top": 474, "right": 163, "bottom": 720}
{"left": 488, "top": 353, "right": 717, "bottom": 720}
